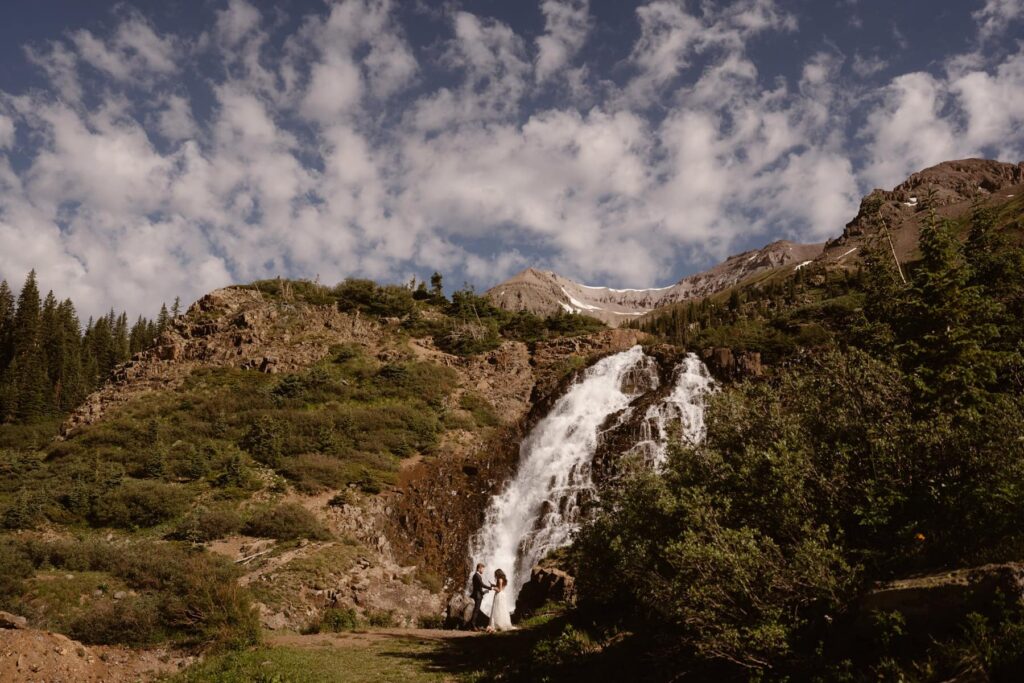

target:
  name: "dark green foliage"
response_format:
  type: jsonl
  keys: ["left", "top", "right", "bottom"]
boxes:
{"left": 320, "top": 607, "right": 358, "bottom": 632}
{"left": 334, "top": 278, "right": 416, "bottom": 317}
{"left": 578, "top": 200, "right": 1024, "bottom": 677}
{"left": 0, "top": 537, "right": 259, "bottom": 650}
{"left": 0, "top": 271, "right": 164, "bottom": 424}
{"left": 242, "top": 503, "right": 330, "bottom": 541}
{"left": 89, "top": 479, "right": 189, "bottom": 529}
{"left": 172, "top": 506, "right": 244, "bottom": 542}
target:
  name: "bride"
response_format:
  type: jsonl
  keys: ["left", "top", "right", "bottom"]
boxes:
{"left": 487, "top": 569, "right": 514, "bottom": 632}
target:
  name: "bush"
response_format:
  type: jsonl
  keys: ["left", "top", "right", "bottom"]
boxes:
{"left": 0, "top": 538, "right": 259, "bottom": 650}
{"left": 242, "top": 503, "right": 330, "bottom": 541}
{"left": 417, "top": 613, "right": 445, "bottom": 629}
{"left": 0, "top": 540, "right": 32, "bottom": 599}
{"left": 69, "top": 596, "right": 162, "bottom": 645}
{"left": 321, "top": 607, "right": 358, "bottom": 632}
{"left": 365, "top": 609, "right": 396, "bottom": 627}
{"left": 171, "top": 506, "right": 243, "bottom": 543}
{"left": 334, "top": 279, "right": 415, "bottom": 318}
{"left": 90, "top": 479, "right": 188, "bottom": 528}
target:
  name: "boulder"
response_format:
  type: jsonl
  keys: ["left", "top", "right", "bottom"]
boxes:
{"left": 859, "top": 562, "right": 1024, "bottom": 635}
{"left": 514, "top": 566, "right": 576, "bottom": 620}
{"left": 0, "top": 611, "right": 28, "bottom": 629}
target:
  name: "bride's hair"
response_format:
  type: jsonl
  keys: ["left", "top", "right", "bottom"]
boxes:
{"left": 494, "top": 568, "right": 507, "bottom": 583}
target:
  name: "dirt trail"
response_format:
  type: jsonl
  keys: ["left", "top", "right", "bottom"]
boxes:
{"left": 268, "top": 628, "right": 482, "bottom": 649}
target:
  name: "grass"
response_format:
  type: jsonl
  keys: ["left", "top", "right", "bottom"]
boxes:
{"left": 172, "top": 641, "right": 455, "bottom": 683}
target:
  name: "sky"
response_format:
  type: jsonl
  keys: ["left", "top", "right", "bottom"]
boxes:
{"left": 0, "top": 0, "right": 1022, "bottom": 319}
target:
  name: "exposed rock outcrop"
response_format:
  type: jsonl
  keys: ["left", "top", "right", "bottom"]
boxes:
{"left": 515, "top": 566, "right": 576, "bottom": 620}
{"left": 860, "top": 562, "right": 1024, "bottom": 634}
{"left": 824, "top": 158, "right": 1024, "bottom": 265}
{"left": 702, "top": 347, "right": 763, "bottom": 380}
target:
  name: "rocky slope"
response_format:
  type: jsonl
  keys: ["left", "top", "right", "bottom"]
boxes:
{"left": 819, "top": 158, "right": 1024, "bottom": 266}
{"left": 487, "top": 240, "right": 824, "bottom": 327}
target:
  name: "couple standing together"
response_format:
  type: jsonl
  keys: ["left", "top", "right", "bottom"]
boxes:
{"left": 469, "top": 563, "right": 514, "bottom": 632}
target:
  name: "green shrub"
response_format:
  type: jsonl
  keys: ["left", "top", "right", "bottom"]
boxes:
{"left": 321, "top": 607, "right": 358, "bottom": 632}
{"left": 69, "top": 595, "right": 162, "bottom": 645}
{"left": 172, "top": 506, "right": 243, "bottom": 543}
{"left": 365, "top": 609, "right": 396, "bottom": 627}
{"left": 1, "top": 538, "right": 259, "bottom": 650}
{"left": 334, "top": 279, "right": 415, "bottom": 318}
{"left": 242, "top": 503, "right": 330, "bottom": 541}
{"left": 0, "top": 540, "right": 32, "bottom": 598}
{"left": 239, "top": 417, "right": 283, "bottom": 467}
{"left": 90, "top": 479, "right": 188, "bottom": 528}
{"left": 417, "top": 613, "right": 445, "bottom": 629}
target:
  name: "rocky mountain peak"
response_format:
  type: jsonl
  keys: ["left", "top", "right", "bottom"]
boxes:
{"left": 842, "top": 158, "right": 1024, "bottom": 240}
{"left": 487, "top": 240, "right": 823, "bottom": 327}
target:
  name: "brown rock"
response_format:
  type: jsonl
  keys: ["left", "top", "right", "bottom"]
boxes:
{"left": 0, "top": 611, "right": 27, "bottom": 630}
{"left": 515, "top": 567, "right": 576, "bottom": 620}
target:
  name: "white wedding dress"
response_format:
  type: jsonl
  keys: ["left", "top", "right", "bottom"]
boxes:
{"left": 489, "top": 580, "right": 514, "bottom": 631}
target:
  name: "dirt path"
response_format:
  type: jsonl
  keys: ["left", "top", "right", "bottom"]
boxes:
{"left": 268, "top": 628, "right": 482, "bottom": 649}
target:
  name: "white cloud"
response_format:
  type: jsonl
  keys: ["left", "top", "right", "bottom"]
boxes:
{"left": 71, "top": 15, "right": 177, "bottom": 82}
{"left": 860, "top": 73, "right": 958, "bottom": 188}
{"left": 624, "top": 0, "right": 795, "bottom": 105}
{"left": 216, "top": 0, "right": 261, "bottom": 46}
{"left": 974, "top": 0, "right": 1024, "bottom": 41}
{"left": 851, "top": 53, "right": 887, "bottom": 78}
{"left": 2, "top": 0, "right": 1024, "bottom": 320}
{"left": 301, "top": 55, "right": 363, "bottom": 122}
{"left": 0, "top": 115, "right": 14, "bottom": 149}
{"left": 156, "top": 94, "right": 197, "bottom": 142}
{"left": 535, "top": 0, "right": 590, "bottom": 83}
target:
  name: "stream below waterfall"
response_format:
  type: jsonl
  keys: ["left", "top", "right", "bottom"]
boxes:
{"left": 468, "top": 345, "right": 715, "bottom": 615}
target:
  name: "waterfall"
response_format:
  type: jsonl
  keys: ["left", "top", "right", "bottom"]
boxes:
{"left": 468, "top": 346, "right": 714, "bottom": 611}
{"left": 468, "top": 346, "right": 656, "bottom": 610}
{"left": 629, "top": 353, "right": 716, "bottom": 467}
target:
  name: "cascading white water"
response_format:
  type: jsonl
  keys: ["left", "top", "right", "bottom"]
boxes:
{"left": 468, "top": 345, "right": 658, "bottom": 611}
{"left": 630, "top": 353, "right": 717, "bottom": 467}
{"left": 467, "top": 347, "right": 715, "bottom": 613}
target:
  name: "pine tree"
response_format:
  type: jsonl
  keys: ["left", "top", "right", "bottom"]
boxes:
{"left": 171, "top": 297, "right": 181, "bottom": 318}
{"left": 901, "top": 212, "right": 997, "bottom": 407}
{"left": 156, "top": 303, "right": 169, "bottom": 334}
{"left": 11, "top": 272, "right": 46, "bottom": 421}
{"left": 113, "top": 311, "right": 129, "bottom": 365}
{"left": 0, "top": 280, "right": 14, "bottom": 369}
{"left": 56, "top": 299, "right": 86, "bottom": 411}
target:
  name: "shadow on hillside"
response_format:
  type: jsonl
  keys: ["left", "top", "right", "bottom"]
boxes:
{"left": 377, "top": 615, "right": 572, "bottom": 681}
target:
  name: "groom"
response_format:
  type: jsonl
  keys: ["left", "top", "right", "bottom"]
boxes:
{"left": 469, "top": 562, "right": 492, "bottom": 630}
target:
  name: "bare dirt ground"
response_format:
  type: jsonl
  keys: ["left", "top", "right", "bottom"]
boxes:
{"left": 268, "top": 628, "right": 481, "bottom": 649}
{"left": 0, "top": 628, "right": 192, "bottom": 682}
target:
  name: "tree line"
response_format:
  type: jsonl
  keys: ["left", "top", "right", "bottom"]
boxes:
{"left": 0, "top": 271, "right": 178, "bottom": 423}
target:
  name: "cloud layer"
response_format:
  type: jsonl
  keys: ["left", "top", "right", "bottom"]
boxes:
{"left": 1, "top": 0, "right": 1023, "bottom": 317}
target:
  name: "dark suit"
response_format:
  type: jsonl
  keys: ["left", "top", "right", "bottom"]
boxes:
{"left": 469, "top": 571, "right": 490, "bottom": 628}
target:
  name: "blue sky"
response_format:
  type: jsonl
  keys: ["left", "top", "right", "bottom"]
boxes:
{"left": 0, "top": 0, "right": 1022, "bottom": 317}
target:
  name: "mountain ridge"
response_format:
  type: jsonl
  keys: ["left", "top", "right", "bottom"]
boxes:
{"left": 488, "top": 240, "right": 824, "bottom": 327}
{"left": 487, "top": 158, "right": 1024, "bottom": 327}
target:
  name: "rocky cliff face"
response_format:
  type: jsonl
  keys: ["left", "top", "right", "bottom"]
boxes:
{"left": 487, "top": 240, "right": 824, "bottom": 327}
{"left": 821, "top": 158, "right": 1024, "bottom": 266}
